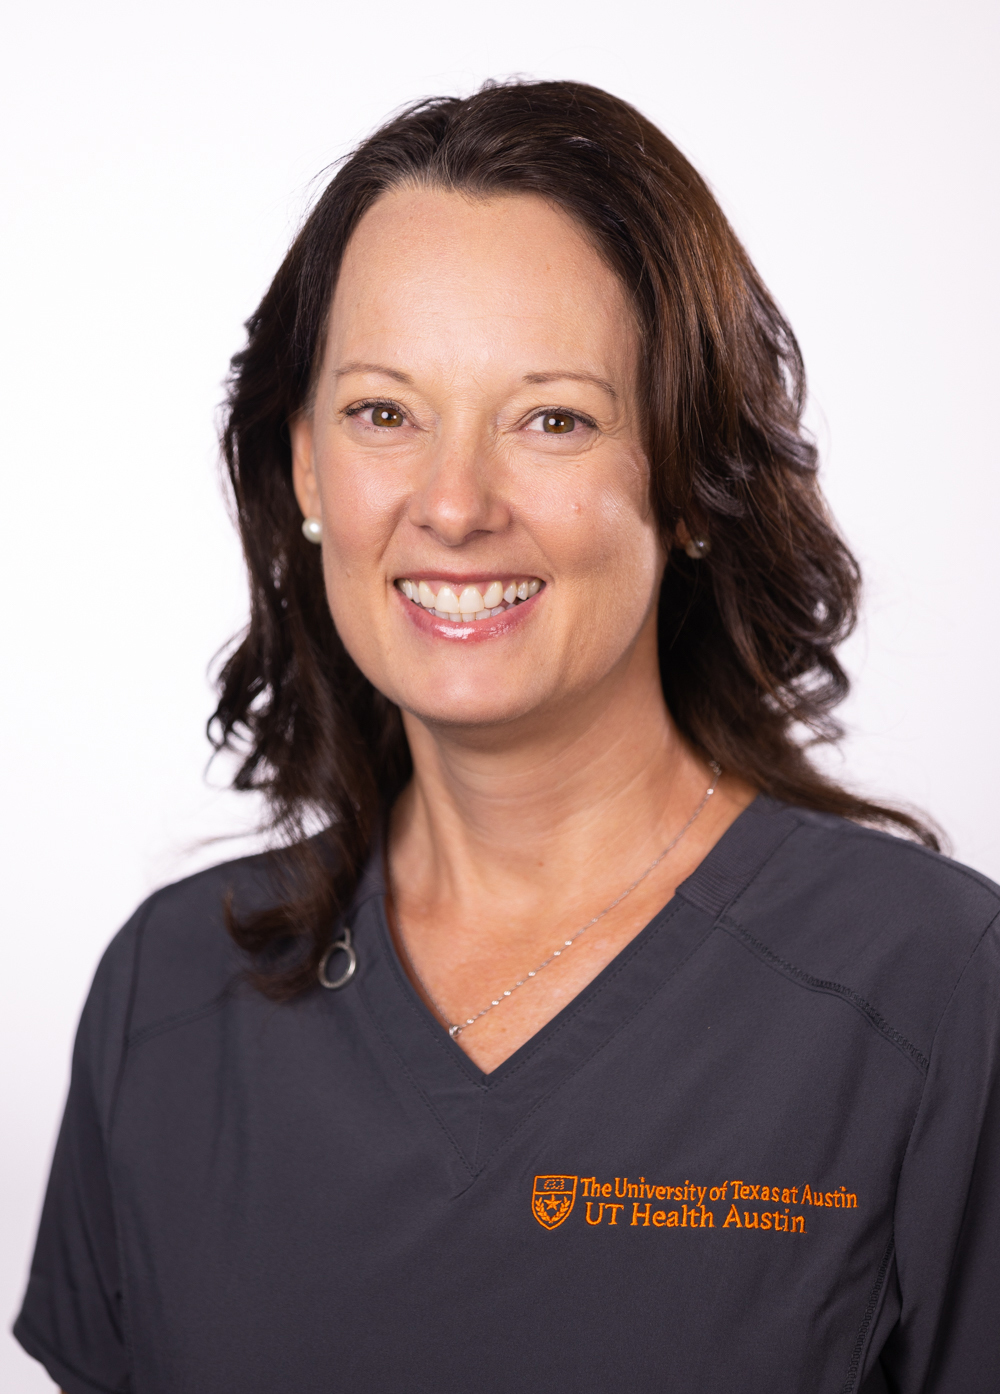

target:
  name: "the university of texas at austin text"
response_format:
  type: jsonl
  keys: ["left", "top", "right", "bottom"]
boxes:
{"left": 531, "top": 1173, "right": 858, "bottom": 1233}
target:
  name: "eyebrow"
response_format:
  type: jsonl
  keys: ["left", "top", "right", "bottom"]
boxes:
{"left": 332, "top": 362, "right": 414, "bottom": 384}
{"left": 332, "top": 362, "right": 618, "bottom": 401}
{"left": 522, "top": 371, "right": 618, "bottom": 400}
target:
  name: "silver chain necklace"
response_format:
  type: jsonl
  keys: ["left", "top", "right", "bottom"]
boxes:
{"left": 392, "top": 760, "right": 722, "bottom": 1040}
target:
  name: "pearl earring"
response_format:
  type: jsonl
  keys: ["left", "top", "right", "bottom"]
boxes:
{"left": 301, "top": 517, "right": 322, "bottom": 544}
{"left": 684, "top": 536, "right": 711, "bottom": 560}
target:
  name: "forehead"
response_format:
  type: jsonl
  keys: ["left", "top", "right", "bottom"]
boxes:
{"left": 325, "top": 186, "right": 636, "bottom": 381}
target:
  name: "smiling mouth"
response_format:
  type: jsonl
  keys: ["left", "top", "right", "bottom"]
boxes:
{"left": 396, "top": 578, "right": 543, "bottom": 621}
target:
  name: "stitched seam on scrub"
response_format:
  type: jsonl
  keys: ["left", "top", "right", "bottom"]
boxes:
{"left": 719, "top": 918, "right": 929, "bottom": 1076}
{"left": 921, "top": 907, "right": 1000, "bottom": 1068}
{"left": 124, "top": 976, "right": 244, "bottom": 1050}
{"left": 389, "top": 804, "right": 794, "bottom": 1090}
{"left": 840, "top": 1233, "right": 896, "bottom": 1394}
{"left": 355, "top": 976, "right": 477, "bottom": 1178}
{"left": 837, "top": 920, "right": 1000, "bottom": 1394}
{"left": 459, "top": 910, "right": 719, "bottom": 1187}
{"left": 471, "top": 1091, "right": 487, "bottom": 1174}
{"left": 121, "top": 885, "right": 386, "bottom": 1051}
{"left": 382, "top": 893, "right": 687, "bottom": 1092}
{"left": 378, "top": 908, "right": 489, "bottom": 1088}
{"left": 691, "top": 813, "right": 803, "bottom": 922}
{"left": 456, "top": 818, "right": 805, "bottom": 1182}
{"left": 485, "top": 898, "right": 689, "bottom": 1090}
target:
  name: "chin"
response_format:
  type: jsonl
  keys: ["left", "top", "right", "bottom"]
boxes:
{"left": 394, "top": 678, "right": 546, "bottom": 733}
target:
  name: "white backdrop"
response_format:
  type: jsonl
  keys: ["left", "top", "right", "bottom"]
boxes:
{"left": 2, "top": 0, "right": 997, "bottom": 1386}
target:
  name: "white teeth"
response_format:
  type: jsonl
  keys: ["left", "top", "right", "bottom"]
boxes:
{"left": 402, "top": 578, "right": 543, "bottom": 618}
{"left": 458, "top": 585, "right": 485, "bottom": 614}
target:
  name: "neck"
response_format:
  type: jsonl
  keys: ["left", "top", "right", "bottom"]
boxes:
{"left": 391, "top": 623, "right": 713, "bottom": 910}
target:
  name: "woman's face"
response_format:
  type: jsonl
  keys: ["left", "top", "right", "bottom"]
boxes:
{"left": 292, "top": 187, "right": 663, "bottom": 734}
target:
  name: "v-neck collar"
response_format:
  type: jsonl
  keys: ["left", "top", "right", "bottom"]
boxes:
{"left": 342, "top": 794, "right": 801, "bottom": 1178}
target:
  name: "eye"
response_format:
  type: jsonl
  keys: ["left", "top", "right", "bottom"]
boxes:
{"left": 368, "top": 405, "right": 404, "bottom": 428}
{"left": 525, "top": 409, "right": 593, "bottom": 436}
{"left": 345, "top": 400, "right": 407, "bottom": 429}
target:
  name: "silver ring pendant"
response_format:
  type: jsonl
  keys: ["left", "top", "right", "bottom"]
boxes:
{"left": 317, "top": 927, "right": 357, "bottom": 990}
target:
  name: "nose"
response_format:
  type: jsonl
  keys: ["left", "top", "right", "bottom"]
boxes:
{"left": 406, "top": 430, "right": 510, "bottom": 548}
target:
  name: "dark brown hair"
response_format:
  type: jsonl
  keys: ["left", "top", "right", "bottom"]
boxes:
{"left": 212, "top": 79, "right": 937, "bottom": 997}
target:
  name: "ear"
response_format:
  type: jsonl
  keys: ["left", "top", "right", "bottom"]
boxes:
{"left": 674, "top": 519, "right": 693, "bottom": 549}
{"left": 290, "top": 413, "right": 322, "bottom": 521}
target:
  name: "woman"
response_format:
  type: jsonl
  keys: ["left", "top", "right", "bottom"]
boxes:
{"left": 16, "top": 81, "right": 1000, "bottom": 1393}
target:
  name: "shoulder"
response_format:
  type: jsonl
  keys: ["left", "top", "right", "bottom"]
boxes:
{"left": 87, "top": 848, "right": 284, "bottom": 1050}
{"left": 748, "top": 794, "right": 996, "bottom": 899}
{"left": 755, "top": 800, "right": 1000, "bottom": 932}
{"left": 717, "top": 798, "right": 1000, "bottom": 1064}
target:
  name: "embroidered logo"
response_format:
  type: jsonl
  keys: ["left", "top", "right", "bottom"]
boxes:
{"left": 532, "top": 1175, "right": 578, "bottom": 1229}
{"left": 531, "top": 1172, "right": 861, "bottom": 1235}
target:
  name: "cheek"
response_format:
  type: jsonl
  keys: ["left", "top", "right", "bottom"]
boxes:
{"left": 313, "top": 449, "right": 409, "bottom": 682}
{"left": 316, "top": 448, "right": 406, "bottom": 581}
{"left": 524, "top": 455, "right": 660, "bottom": 594}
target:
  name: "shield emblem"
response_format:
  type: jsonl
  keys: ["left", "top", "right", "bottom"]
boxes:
{"left": 532, "top": 1175, "right": 578, "bottom": 1229}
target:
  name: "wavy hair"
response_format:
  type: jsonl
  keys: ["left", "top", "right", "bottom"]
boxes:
{"left": 212, "top": 79, "right": 937, "bottom": 997}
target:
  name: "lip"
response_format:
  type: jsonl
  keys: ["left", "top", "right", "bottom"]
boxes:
{"left": 395, "top": 572, "right": 536, "bottom": 588}
{"left": 395, "top": 583, "right": 544, "bottom": 643}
